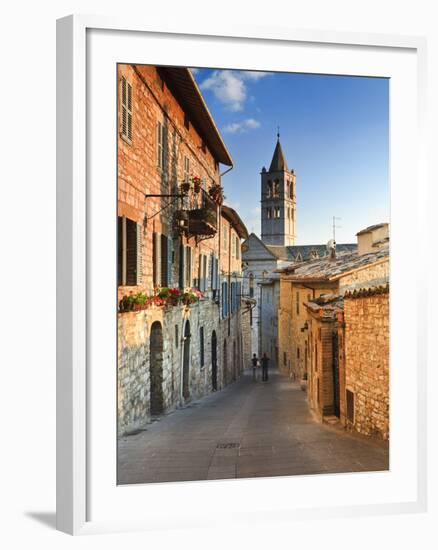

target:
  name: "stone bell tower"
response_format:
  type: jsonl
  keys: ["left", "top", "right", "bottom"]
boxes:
{"left": 260, "top": 133, "right": 296, "bottom": 246}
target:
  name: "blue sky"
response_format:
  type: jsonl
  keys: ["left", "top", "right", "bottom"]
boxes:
{"left": 192, "top": 68, "right": 389, "bottom": 245}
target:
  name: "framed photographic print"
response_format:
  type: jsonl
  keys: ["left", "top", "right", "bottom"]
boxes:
{"left": 57, "top": 15, "right": 427, "bottom": 535}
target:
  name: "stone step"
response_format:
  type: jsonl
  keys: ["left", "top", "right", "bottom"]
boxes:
{"left": 323, "top": 415, "right": 340, "bottom": 425}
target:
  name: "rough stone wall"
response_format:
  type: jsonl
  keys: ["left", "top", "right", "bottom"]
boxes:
{"left": 118, "top": 299, "right": 222, "bottom": 435}
{"left": 343, "top": 292, "right": 389, "bottom": 440}
{"left": 278, "top": 279, "right": 336, "bottom": 381}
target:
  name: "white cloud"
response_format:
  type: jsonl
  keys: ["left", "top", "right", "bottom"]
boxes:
{"left": 223, "top": 118, "right": 261, "bottom": 134}
{"left": 199, "top": 70, "right": 269, "bottom": 111}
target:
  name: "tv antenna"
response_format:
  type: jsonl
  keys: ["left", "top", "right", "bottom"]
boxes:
{"left": 332, "top": 216, "right": 342, "bottom": 242}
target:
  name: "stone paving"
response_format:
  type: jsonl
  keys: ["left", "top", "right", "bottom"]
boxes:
{"left": 117, "top": 368, "right": 389, "bottom": 484}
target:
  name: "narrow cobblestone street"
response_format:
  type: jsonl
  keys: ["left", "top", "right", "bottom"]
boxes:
{"left": 118, "top": 368, "right": 389, "bottom": 484}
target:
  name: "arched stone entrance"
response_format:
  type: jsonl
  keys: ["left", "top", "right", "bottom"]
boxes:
{"left": 211, "top": 331, "right": 218, "bottom": 391}
{"left": 182, "top": 320, "right": 191, "bottom": 401}
{"left": 150, "top": 321, "right": 164, "bottom": 416}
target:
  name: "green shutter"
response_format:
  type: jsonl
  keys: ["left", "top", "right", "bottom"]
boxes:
{"left": 136, "top": 223, "right": 142, "bottom": 285}
{"left": 153, "top": 232, "right": 162, "bottom": 287}
{"left": 179, "top": 242, "right": 185, "bottom": 288}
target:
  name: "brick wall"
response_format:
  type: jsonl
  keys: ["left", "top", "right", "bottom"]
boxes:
{"left": 343, "top": 290, "right": 389, "bottom": 439}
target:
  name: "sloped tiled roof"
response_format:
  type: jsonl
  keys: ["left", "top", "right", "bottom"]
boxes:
{"left": 266, "top": 243, "right": 357, "bottom": 262}
{"left": 281, "top": 247, "right": 389, "bottom": 282}
{"left": 356, "top": 223, "right": 388, "bottom": 236}
{"left": 344, "top": 283, "right": 389, "bottom": 299}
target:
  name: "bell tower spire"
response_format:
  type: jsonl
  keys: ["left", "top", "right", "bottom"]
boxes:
{"left": 260, "top": 133, "right": 296, "bottom": 246}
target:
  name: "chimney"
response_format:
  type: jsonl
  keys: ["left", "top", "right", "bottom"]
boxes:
{"left": 326, "top": 239, "right": 336, "bottom": 261}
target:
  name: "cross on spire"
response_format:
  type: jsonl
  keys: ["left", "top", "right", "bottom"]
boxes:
{"left": 277, "top": 126, "right": 280, "bottom": 141}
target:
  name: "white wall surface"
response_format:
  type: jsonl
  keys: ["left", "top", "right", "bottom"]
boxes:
{"left": 0, "top": 0, "right": 436, "bottom": 548}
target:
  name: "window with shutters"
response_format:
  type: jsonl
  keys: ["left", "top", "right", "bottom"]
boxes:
{"left": 117, "top": 216, "right": 141, "bottom": 286}
{"left": 223, "top": 225, "right": 228, "bottom": 249}
{"left": 185, "top": 246, "right": 192, "bottom": 288}
{"left": 183, "top": 156, "right": 190, "bottom": 183}
{"left": 179, "top": 242, "right": 185, "bottom": 288}
{"left": 157, "top": 121, "right": 165, "bottom": 169}
{"left": 120, "top": 77, "right": 133, "bottom": 143}
{"left": 153, "top": 233, "right": 162, "bottom": 288}
{"left": 296, "top": 291, "right": 300, "bottom": 315}
{"left": 221, "top": 282, "right": 228, "bottom": 319}
{"left": 236, "top": 237, "right": 240, "bottom": 260}
{"left": 199, "top": 327, "right": 205, "bottom": 368}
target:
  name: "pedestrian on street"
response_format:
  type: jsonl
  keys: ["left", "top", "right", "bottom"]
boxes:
{"left": 251, "top": 353, "right": 259, "bottom": 382}
{"left": 261, "top": 353, "right": 269, "bottom": 382}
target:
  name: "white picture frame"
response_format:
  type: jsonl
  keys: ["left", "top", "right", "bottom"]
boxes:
{"left": 56, "top": 15, "right": 428, "bottom": 535}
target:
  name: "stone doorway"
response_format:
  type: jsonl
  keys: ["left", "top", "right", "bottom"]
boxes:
{"left": 223, "top": 339, "right": 228, "bottom": 385}
{"left": 233, "top": 340, "right": 237, "bottom": 381}
{"left": 150, "top": 321, "right": 164, "bottom": 416}
{"left": 211, "top": 330, "right": 217, "bottom": 391}
{"left": 182, "top": 320, "right": 191, "bottom": 401}
{"left": 332, "top": 331, "right": 340, "bottom": 417}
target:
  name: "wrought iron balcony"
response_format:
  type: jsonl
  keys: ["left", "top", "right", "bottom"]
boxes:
{"left": 174, "top": 188, "right": 218, "bottom": 240}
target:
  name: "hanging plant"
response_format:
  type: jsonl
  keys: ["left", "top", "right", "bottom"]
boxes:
{"left": 191, "top": 175, "right": 202, "bottom": 193}
{"left": 208, "top": 184, "right": 225, "bottom": 205}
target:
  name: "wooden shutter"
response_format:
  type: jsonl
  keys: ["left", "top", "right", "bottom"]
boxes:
{"left": 215, "top": 257, "right": 219, "bottom": 290}
{"left": 209, "top": 253, "right": 214, "bottom": 290}
{"left": 203, "top": 255, "right": 208, "bottom": 291}
{"left": 160, "top": 234, "right": 168, "bottom": 287}
{"left": 153, "top": 232, "right": 162, "bottom": 287}
{"left": 125, "top": 218, "right": 137, "bottom": 286}
{"left": 121, "top": 77, "right": 132, "bottom": 141}
{"left": 136, "top": 223, "right": 142, "bottom": 285}
{"left": 185, "top": 246, "right": 192, "bottom": 288}
{"left": 179, "top": 242, "right": 185, "bottom": 289}
{"left": 127, "top": 81, "right": 132, "bottom": 141}
{"left": 167, "top": 238, "right": 173, "bottom": 287}
{"left": 117, "top": 217, "right": 123, "bottom": 286}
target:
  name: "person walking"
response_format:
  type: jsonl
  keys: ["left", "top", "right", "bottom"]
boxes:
{"left": 261, "top": 353, "right": 269, "bottom": 382}
{"left": 251, "top": 353, "right": 259, "bottom": 382}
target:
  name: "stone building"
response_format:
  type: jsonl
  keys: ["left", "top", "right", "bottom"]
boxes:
{"left": 117, "top": 64, "right": 249, "bottom": 435}
{"left": 301, "top": 283, "right": 390, "bottom": 440}
{"left": 340, "top": 285, "right": 390, "bottom": 439}
{"left": 278, "top": 229, "right": 389, "bottom": 383}
{"left": 277, "top": 225, "right": 390, "bottom": 440}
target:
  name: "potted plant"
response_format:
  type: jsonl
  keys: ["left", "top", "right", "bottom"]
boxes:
{"left": 191, "top": 175, "right": 202, "bottom": 193}
{"left": 208, "top": 184, "right": 225, "bottom": 205}
{"left": 181, "top": 180, "right": 191, "bottom": 194}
